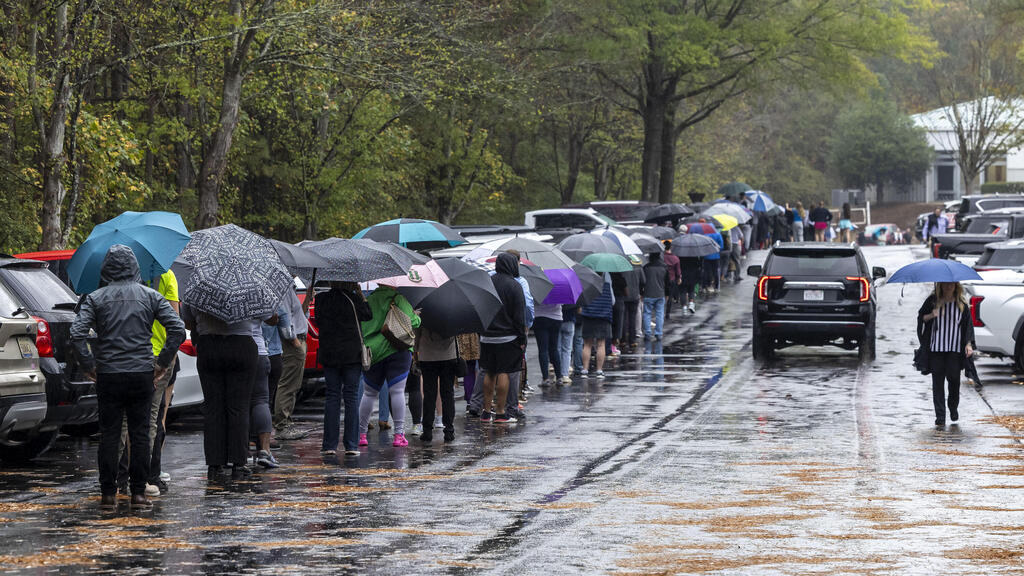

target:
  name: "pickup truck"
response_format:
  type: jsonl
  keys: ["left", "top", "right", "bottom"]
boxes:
{"left": 963, "top": 269, "right": 1024, "bottom": 372}
{"left": 930, "top": 212, "right": 1024, "bottom": 259}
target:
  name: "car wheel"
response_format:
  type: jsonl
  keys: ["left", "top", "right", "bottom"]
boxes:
{"left": 0, "top": 430, "right": 59, "bottom": 463}
{"left": 859, "top": 322, "right": 876, "bottom": 362}
{"left": 752, "top": 330, "right": 772, "bottom": 360}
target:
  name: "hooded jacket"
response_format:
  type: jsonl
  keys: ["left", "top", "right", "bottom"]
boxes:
{"left": 483, "top": 252, "right": 526, "bottom": 342}
{"left": 71, "top": 245, "right": 186, "bottom": 374}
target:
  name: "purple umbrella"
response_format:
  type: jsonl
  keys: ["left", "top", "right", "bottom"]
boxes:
{"left": 542, "top": 268, "right": 584, "bottom": 305}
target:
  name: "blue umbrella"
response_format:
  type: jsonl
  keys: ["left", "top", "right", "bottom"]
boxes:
{"left": 353, "top": 218, "right": 466, "bottom": 251}
{"left": 744, "top": 190, "right": 776, "bottom": 212}
{"left": 887, "top": 259, "right": 983, "bottom": 284}
{"left": 67, "top": 211, "right": 191, "bottom": 294}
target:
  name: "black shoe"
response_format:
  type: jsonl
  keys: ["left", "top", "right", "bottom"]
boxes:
{"left": 420, "top": 432, "right": 433, "bottom": 442}
{"left": 117, "top": 481, "right": 129, "bottom": 495}
{"left": 130, "top": 494, "right": 152, "bottom": 508}
{"left": 207, "top": 465, "right": 226, "bottom": 481}
{"left": 231, "top": 465, "right": 253, "bottom": 480}
{"left": 443, "top": 430, "right": 455, "bottom": 443}
{"left": 152, "top": 479, "right": 169, "bottom": 494}
{"left": 467, "top": 407, "right": 480, "bottom": 418}
{"left": 935, "top": 419, "right": 946, "bottom": 427}
{"left": 507, "top": 407, "right": 526, "bottom": 421}
{"left": 951, "top": 409, "right": 959, "bottom": 422}
{"left": 100, "top": 494, "right": 117, "bottom": 508}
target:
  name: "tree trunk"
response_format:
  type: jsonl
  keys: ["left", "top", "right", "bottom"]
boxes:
{"left": 38, "top": 3, "right": 72, "bottom": 250}
{"left": 593, "top": 156, "right": 609, "bottom": 200}
{"left": 657, "top": 104, "right": 677, "bottom": 204}
{"left": 640, "top": 91, "right": 666, "bottom": 203}
{"left": 60, "top": 96, "right": 84, "bottom": 248}
{"left": 562, "top": 129, "right": 584, "bottom": 205}
{"left": 175, "top": 100, "right": 196, "bottom": 197}
{"left": 195, "top": 65, "right": 244, "bottom": 229}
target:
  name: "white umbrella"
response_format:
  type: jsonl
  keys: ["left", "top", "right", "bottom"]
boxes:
{"left": 591, "top": 227, "right": 644, "bottom": 257}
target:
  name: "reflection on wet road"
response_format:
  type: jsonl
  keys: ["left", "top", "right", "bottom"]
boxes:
{"left": 2, "top": 246, "right": 1024, "bottom": 574}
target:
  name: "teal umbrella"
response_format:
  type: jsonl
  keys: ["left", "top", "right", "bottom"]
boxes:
{"left": 717, "top": 182, "right": 752, "bottom": 201}
{"left": 580, "top": 252, "right": 632, "bottom": 273}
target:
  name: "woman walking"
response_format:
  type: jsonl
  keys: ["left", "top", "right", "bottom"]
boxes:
{"left": 917, "top": 282, "right": 976, "bottom": 426}
{"left": 358, "top": 285, "right": 420, "bottom": 447}
{"left": 810, "top": 201, "right": 832, "bottom": 242}
{"left": 315, "top": 281, "right": 372, "bottom": 456}
{"left": 416, "top": 326, "right": 457, "bottom": 443}
{"left": 838, "top": 202, "right": 854, "bottom": 243}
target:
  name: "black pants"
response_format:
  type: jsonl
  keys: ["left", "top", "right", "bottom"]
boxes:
{"left": 930, "top": 351, "right": 961, "bottom": 424}
{"left": 666, "top": 282, "right": 679, "bottom": 315}
{"left": 96, "top": 372, "right": 153, "bottom": 496}
{"left": 420, "top": 360, "right": 455, "bottom": 435}
{"left": 267, "top": 353, "right": 283, "bottom": 413}
{"left": 612, "top": 298, "right": 625, "bottom": 342}
{"left": 196, "top": 335, "right": 257, "bottom": 466}
{"left": 407, "top": 370, "right": 423, "bottom": 426}
{"left": 623, "top": 300, "right": 639, "bottom": 346}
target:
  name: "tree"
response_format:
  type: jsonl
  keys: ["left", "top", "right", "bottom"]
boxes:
{"left": 829, "top": 99, "right": 933, "bottom": 203}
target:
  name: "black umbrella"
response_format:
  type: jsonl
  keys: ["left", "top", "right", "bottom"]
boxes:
{"left": 573, "top": 263, "right": 603, "bottom": 305}
{"left": 644, "top": 203, "right": 695, "bottom": 224}
{"left": 464, "top": 257, "right": 555, "bottom": 303}
{"left": 670, "top": 233, "right": 721, "bottom": 258}
{"left": 648, "top": 226, "right": 677, "bottom": 241}
{"left": 296, "top": 238, "right": 427, "bottom": 284}
{"left": 400, "top": 258, "right": 502, "bottom": 337}
{"left": 555, "top": 234, "right": 623, "bottom": 262}
{"left": 629, "top": 232, "right": 665, "bottom": 254}
{"left": 178, "top": 224, "right": 292, "bottom": 322}
{"left": 270, "top": 239, "right": 333, "bottom": 272}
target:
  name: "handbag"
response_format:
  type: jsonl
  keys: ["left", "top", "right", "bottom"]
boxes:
{"left": 383, "top": 300, "right": 416, "bottom": 348}
{"left": 344, "top": 294, "right": 373, "bottom": 370}
{"left": 913, "top": 346, "right": 931, "bottom": 375}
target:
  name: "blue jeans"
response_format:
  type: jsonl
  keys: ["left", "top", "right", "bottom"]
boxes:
{"left": 323, "top": 364, "right": 362, "bottom": 451}
{"left": 559, "top": 320, "right": 574, "bottom": 377}
{"left": 572, "top": 321, "right": 584, "bottom": 372}
{"left": 643, "top": 297, "right": 665, "bottom": 339}
{"left": 533, "top": 317, "right": 563, "bottom": 380}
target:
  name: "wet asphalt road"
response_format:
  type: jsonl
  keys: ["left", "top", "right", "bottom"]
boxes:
{"left": 3, "top": 245, "right": 1024, "bottom": 575}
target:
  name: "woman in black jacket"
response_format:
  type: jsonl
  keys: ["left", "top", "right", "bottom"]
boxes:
{"left": 315, "top": 281, "right": 372, "bottom": 456}
{"left": 917, "top": 282, "right": 976, "bottom": 426}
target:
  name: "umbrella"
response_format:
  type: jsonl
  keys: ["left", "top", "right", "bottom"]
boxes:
{"left": 887, "top": 259, "right": 983, "bottom": 284}
{"left": 467, "top": 257, "right": 555, "bottom": 303}
{"left": 462, "top": 237, "right": 576, "bottom": 270}
{"left": 573, "top": 263, "right": 603, "bottom": 305}
{"left": 353, "top": 218, "right": 466, "bottom": 251}
{"left": 296, "top": 238, "right": 426, "bottom": 284}
{"left": 687, "top": 222, "right": 719, "bottom": 235}
{"left": 581, "top": 252, "right": 632, "bottom": 273}
{"left": 68, "top": 211, "right": 190, "bottom": 294}
{"left": 629, "top": 232, "right": 665, "bottom": 254}
{"left": 178, "top": 224, "right": 292, "bottom": 322}
{"left": 394, "top": 258, "right": 502, "bottom": 337}
{"left": 555, "top": 234, "right": 624, "bottom": 262}
{"left": 591, "top": 227, "right": 644, "bottom": 257}
{"left": 541, "top": 267, "right": 584, "bottom": 305}
{"left": 704, "top": 202, "right": 752, "bottom": 224}
{"left": 375, "top": 259, "right": 450, "bottom": 289}
{"left": 744, "top": 190, "right": 776, "bottom": 212}
{"left": 717, "top": 181, "right": 752, "bottom": 201}
{"left": 670, "top": 233, "right": 721, "bottom": 258}
{"left": 269, "top": 239, "right": 333, "bottom": 272}
{"left": 647, "top": 226, "right": 677, "bottom": 241}
{"left": 710, "top": 214, "right": 739, "bottom": 231}
{"left": 644, "top": 203, "right": 695, "bottom": 224}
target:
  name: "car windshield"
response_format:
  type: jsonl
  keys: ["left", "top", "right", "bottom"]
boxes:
{"left": 595, "top": 212, "right": 618, "bottom": 225}
{"left": 767, "top": 253, "right": 861, "bottom": 276}
{"left": 980, "top": 247, "right": 1024, "bottom": 267}
{"left": 0, "top": 281, "right": 22, "bottom": 317}
{"left": 2, "top": 267, "right": 76, "bottom": 311}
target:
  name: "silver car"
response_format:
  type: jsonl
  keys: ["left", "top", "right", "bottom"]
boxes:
{"left": 0, "top": 280, "right": 47, "bottom": 458}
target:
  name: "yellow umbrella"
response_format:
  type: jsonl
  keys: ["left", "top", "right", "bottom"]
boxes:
{"left": 711, "top": 213, "right": 739, "bottom": 231}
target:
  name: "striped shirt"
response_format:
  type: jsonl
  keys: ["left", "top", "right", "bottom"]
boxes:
{"left": 930, "top": 301, "right": 962, "bottom": 353}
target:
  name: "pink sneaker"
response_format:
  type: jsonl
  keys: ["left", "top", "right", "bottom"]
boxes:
{"left": 358, "top": 434, "right": 368, "bottom": 447}
{"left": 392, "top": 433, "right": 408, "bottom": 447}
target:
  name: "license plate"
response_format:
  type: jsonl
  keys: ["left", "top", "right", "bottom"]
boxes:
{"left": 803, "top": 290, "right": 824, "bottom": 301}
{"left": 16, "top": 337, "right": 34, "bottom": 359}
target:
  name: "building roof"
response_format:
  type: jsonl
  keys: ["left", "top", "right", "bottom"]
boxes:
{"left": 912, "top": 97, "right": 1024, "bottom": 132}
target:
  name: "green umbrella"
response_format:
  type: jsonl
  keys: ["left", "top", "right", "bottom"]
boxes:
{"left": 581, "top": 252, "right": 632, "bottom": 273}
{"left": 717, "top": 181, "right": 752, "bottom": 201}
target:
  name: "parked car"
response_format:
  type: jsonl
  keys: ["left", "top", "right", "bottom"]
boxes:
{"left": 963, "top": 269, "right": 1024, "bottom": 372}
{"left": 973, "top": 239, "right": 1024, "bottom": 272}
{"left": 747, "top": 242, "right": 885, "bottom": 361}
{"left": 858, "top": 223, "right": 906, "bottom": 246}
{"left": 0, "top": 289, "right": 48, "bottom": 461}
{"left": 955, "top": 194, "right": 1024, "bottom": 231}
{"left": 0, "top": 257, "right": 97, "bottom": 460}
{"left": 931, "top": 212, "right": 1024, "bottom": 259}
{"left": 524, "top": 208, "right": 617, "bottom": 230}
{"left": 567, "top": 201, "right": 658, "bottom": 225}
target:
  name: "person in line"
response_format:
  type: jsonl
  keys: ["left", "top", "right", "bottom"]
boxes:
{"left": 457, "top": 333, "right": 480, "bottom": 409}
{"left": 183, "top": 305, "right": 262, "bottom": 482}
{"left": 358, "top": 285, "right": 420, "bottom": 447}
{"left": 918, "top": 282, "right": 975, "bottom": 427}
{"left": 478, "top": 252, "right": 526, "bottom": 423}
{"left": 923, "top": 207, "right": 947, "bottom": 244}
{"left": 728, "top": 227, "right": 743, "bottom": 284}
{"left": 699, "top": 220, "right": 723, "bottom": 294}
{"left": 572, "top": 305, "right": 584, "bottom": 374}
{"left": 138, "top": 268, "right": 180, "bottom": 497}
{"left": 622, "top": 263, "right": 643, "bottom": 351}
{"left": 315, "top": 281, "right": 372, "bottom": 456}
{"left": 641, "top": 252, "right": 668, "bottom": 341}
{"left": 662, "top": 242, "right": 682, "bottom": 316}
{"left": 719, "top": 227, "right": 732, "bottom": 284}
{"left": 250, "top": 320, "right": 278, "bottom": 468}
{"left": 273, "top": 283, "right": 309, "bottom": 440}
{"left": 557, "top": 304, "right": 576, "bottom": 385}
{"left": 579, "top": 272, "right": 614, "bottom": 378}
{"left": 809, "top": 201, "right": 832, "bottom": 242}
{"left": 790, "top": 202, "right": 805, "bottom": 242}
{"left": 679, "top": 254, "right": 701, "bottom": 314}
{"left": 533, "top": 298, "right": 563, "bottom": 387}
{"left": 416, "top": 325, "right": 457, "bottom": 443}
{"left": 262, "top": 301, "right": 292, "bottom": 433}
{"left": 610, "top": 271, "right": 627, "bottom": 355}
{"left": 71, "top": 246, "right": 185, "bottom": 508}
{"left": 505, "top": 250, "right": 535, "bottom": 410}
{"left": 838, "top": 202, "right": 854, "bottom": 243}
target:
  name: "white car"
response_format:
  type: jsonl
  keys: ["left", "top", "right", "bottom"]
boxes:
{"left": 524, "top": 208, "right": 618, "bottom": 230}
{"left": 169, "top": 333, "right": 203, "bottom": 411}
{"left": 963, "top": 269, "right": 1024, "bottom": 370}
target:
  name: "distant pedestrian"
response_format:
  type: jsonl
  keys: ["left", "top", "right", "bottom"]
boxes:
{"left": 71, "top": 245, "right": 184, "bottom": 509}
{"left": 622, "top": 266, "right": 643, "bottom": 350}
{"left": 923, "top": 208, "right": 947, "bottom": 243}
{"left": 809, "top": 201, "right": 832, "bottom": 242}
{"left": 917, "top": 282, "right": 975, "bottom": 427}
{"left": 678, "top": 256, "right": 701, "bottom": 313}
{"left": 580, "top": 273, "right": 614, "bottom": 378}
{"left": 791, "top": 202, "right": 806, "bottom": 242}
{"left": 662, "top": 242, "right": 682, "bottom": 315}
{"left": 641, "top": 252, "right": 668, "bottom": 341}
{"left": 839, "top": 202, "right": 854, "bottom": 243}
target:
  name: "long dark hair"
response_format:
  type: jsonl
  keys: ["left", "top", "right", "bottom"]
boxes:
{"left": 842, "top": 202, "right": 851, "bottom": 219}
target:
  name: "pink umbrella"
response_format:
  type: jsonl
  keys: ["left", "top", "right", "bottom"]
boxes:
{"left": 375, "top": 259, "right": 449, "bottom": 288}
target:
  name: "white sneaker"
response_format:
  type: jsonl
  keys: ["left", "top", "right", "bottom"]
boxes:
{"left": 595, "top": 371, "right": 605, "bottom": 379}
{"left": 560, "top": 376, "right": 572, "bottom": 385}
{"left": 411, "top": 423, "right": 423, "bottom": 436}
{"left": 159, "top": 472, "right": 170, "bottom": 482}
{"left": 434, "top": 416, "right": 443, "bottom": 429}
{"left": 144, "top": 483, "right": 160, "bottom": 497}
{"left": 688, "top": 302, "right": 696, "bottom": 313}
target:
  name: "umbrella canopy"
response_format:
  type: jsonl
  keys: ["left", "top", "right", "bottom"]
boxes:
{"left": 629, "top": 232, "right": 665, "bottom": 254}
{"left": 462, "top": 237, "right": 575, "bottom": 270}
{"left": 710, "top": 214, "right": 739, "bottom": 231}
{"left": 643, "top": 203, "right": 695, "bottom": 224}
{"left": 178, "top": 224, "right": 292, "bottom": 322}
{"left": 670, "top": 233, "right": 721, "bottom": 258}
{"left": 581, "top": 252, "right": 632, "bottom": 273}
{"left": 744, "top": 190, "right": 777, "bottom": 212}
{"left": 375, "top": 259, "right": 450, "bottom": 289}
{"left": 467, "top": 257, "right": 555, "bottom": 303}
{"left": 269, "top": 239, "right": 333, "bottom": 272}
{"left": 687, "top": 222, "right": 719, "bottom": 235}
{"left": 717, "top": 181, "right": 752, "bottom": 201}
{"left": 647, "top": 226, "right": 677, "bottom": 241}
{"left": 541, "top": 267, "right": 584, "bottom": 305}
{"left": 400, "top": 258, "right": 502, "bottom": 338}
{"left": 591, "top": 227, "right": 644, "bottom": 257}
{"left": 555, "top": 234, "right": 624, "bottom": 262}
{"left": 704, "top": 202, "right": 752, "bottom": 224}
{"left": 353, "top": 218, "right": 466, "bottom": 251}
{"left": 573, "top": 263, "right": 604, "bottom": 305}
{"left": 68, "top": 211, "right": 190, "bottom": 294}
{"left": 296, "top": 238, "right": 426, "bottom": 284}
{"left": 887, "top": 259, "right": 983, "bottom": 283}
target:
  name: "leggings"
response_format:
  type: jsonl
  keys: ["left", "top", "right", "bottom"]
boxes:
{"left": 360, "top": 350, "right": 412, "bottom": 434}
{"left": 929, "top": 351, "right": 961, "bottom": 423}
{"left": 463, "top": 360, "right": 477, "bottom": 401}
{"left": 250, "top": 355, "right": 273, "bottom": 436}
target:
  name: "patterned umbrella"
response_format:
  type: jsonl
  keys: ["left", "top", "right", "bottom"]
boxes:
{"left": 178, "top": 224, "right": 292, "bottom": 322}
{"left": 353, "top": 218, "right": 466, "bottom": 251}
{"left": 296, "top": 238, "right": 426, "bottom": 284}
{"left": 555, "top": 234, "right": 624, "bottom": 262}
{"left": 462, "top": 237, "right": 576, "bottom": 270}
{"left": 269, "top": 239, "right": 333, "bottom": 272}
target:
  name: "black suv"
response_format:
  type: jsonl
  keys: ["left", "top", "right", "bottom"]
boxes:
{"left": 747, "top": 243, "right": 886, "bottom": 361}
{"left": 0, "top": 257, "right": 97, "bottom": 460}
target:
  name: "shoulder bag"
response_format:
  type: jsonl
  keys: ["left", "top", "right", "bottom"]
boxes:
{"left": 344, "top": 293, "right": 373, "bottom": 370}
{"left": 383, "top": 298, "right": 416, "bottom": 348}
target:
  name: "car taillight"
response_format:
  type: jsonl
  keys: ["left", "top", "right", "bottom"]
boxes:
{"left": 933, "top": 242, "right": 942, "bottom": 258}
{"left": 757, "top": 276, "right": 782, "bottom": 301}
{"left": 32, "top": 316, "right": 53, "bottom": 357}
{"left": 179, "top": 339, "right": 197, "bottom": 356}
{"left": 846, "top": 277, "right": 870, "bottom": 302}
{"left": 970, "top": 296, "right": 985, "bottom": 327}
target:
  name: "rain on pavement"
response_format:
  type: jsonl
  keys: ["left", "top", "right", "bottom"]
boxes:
{"left": 2, "top": 246, "right": 1024, "bottom": 575}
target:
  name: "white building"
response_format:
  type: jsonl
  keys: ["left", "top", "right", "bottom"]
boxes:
{"left": 892, "top": 97, "right": 1024, "bottom": 202}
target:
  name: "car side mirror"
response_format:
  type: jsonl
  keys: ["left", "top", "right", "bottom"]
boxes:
{"left": 747, "top": 265, "right": 762, "bottom": 277}
{"left": 872, "top": 266, "right": 887, "bottom": 280}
